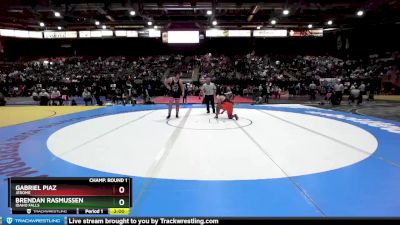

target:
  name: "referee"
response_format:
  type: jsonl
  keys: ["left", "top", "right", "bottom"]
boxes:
{"left": 201, "top": 77, "right": 217, "bottom": 114}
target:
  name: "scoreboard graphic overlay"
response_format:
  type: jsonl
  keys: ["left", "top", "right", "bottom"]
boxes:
{"left": 0, "top": 104, "right": 400, "bottom": 217}
{"left": 9, "top": 177, "right": 131, "bottom": 215}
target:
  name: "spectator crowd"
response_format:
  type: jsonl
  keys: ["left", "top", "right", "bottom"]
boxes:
{"left": 0, "top": 52, "right": 398, "bottom": 106}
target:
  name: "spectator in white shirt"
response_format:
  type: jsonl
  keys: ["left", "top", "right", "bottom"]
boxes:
{"left": 349, "top": 86, "right": 362, "bottom": 105}
{"left": 359, "top": 82, "right": 366, "bottom": 96}
{"left": 334, "top": 82, "right": 344, "bottom": 104}
{"left": 32, "top": 91, "right": 39, "bottom": 102}
{"left": 51, "top": 88, "right": 62, "bottom": 105}
{"left": 82, "top": 89, "right": 93, "bottom": 106}
{"left": 309, "top": 81, "right": 317, "bottom": 100}
{"left": 39, "top": 89, "right": 50, "bottom": 106}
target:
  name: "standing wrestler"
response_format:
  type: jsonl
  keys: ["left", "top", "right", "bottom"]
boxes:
{"left": 164, "top": 71, "right": 185, "bottom": 119}
{"left": 215, "top": 87, "right": 239, "bottom": 120}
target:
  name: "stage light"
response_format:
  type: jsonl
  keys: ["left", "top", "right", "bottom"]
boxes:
{"left": 283, "top": 9, "right": 289, "bottom": 15}
{"left": 357, "top": 10, "right": 364, "bottom": 16}
{"left": 207, "top": 10, "right": 212, "bottom": 15}
{"left": 54, "top": 11, "right": 61, "bottom": 17}
{"left": 271, "top": 19, "right": 277, "bottom": 25}
{"left": 212, "top": 20, "right": 217, "bottom": 26}
{"left": 130, "top": 10, "right": 136, "bottom": 16}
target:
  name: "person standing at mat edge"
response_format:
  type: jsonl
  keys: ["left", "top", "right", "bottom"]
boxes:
{"left": 164, "top": 71, "right": 185, "bottom": 119}
{"left": 201, "top": 77, "right": 217, "bottom": 113}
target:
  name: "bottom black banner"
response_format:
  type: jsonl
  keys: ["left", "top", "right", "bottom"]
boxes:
{"left": 66, "top": 217, "right": 400, "bottom": 225}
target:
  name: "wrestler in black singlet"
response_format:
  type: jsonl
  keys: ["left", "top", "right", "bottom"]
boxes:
{"left": 170, "top": 78, "right": 182, "bottom": 99}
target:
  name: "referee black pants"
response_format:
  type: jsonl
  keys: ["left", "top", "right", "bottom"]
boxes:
{"left": 204, "top": 95, "right": 215, "bottom": 113}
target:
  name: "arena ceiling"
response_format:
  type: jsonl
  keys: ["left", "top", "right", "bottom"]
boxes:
{"left": 0, "top": 0, "right": 399, "bottom": 31}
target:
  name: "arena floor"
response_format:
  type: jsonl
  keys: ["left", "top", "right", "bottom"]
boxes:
{"left": 1, "top": 104, "right": 400, "bottom": 216}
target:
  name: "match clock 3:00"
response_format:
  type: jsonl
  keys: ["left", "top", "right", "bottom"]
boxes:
{"left": 109, "top": 208, "right": 130, "bottom": 215}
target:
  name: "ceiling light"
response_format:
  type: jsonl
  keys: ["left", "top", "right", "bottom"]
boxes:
{"left": 283, "top": 9, "right": 289, "bottom": 15}
{"left": 308, "top": 24, "right": 313, "bottom": 28}
{"left": 102, "top": 25, "right": 106, "bottom": 29}
{"left": 207, "top": 10, "right": 212, "bottom": 15}
{"left": 154, "top": 25, "right": 158, "bottom": 29}
{"left": 54, "top": 11, "right": 61, "bottom": 17}
{"left": 57, "top": 26, "right": 62, "bottom": 30}
{"left": 271, "top": 19, "right": 277, "bottom": 25}
{"left": 357, "top": 10, "right": 364, "bottom": 16}
{"left": 95, "top": 21, "right": 100, "bottom": 26}
{"left": 130, "top": 10, "right": 136, "bottom": 16}
{"left": 39, "top": 22, "right": 45, "bottom": 27}
{"left": 148, "top": 21, "right": 153, "bottom": 26}
{"left": 327, "top": 20, "right": 333, "bottom": 25}
{"left": 212, "top": 20, "right": 217, "bottom": 26}
{"left": 257, "top": 26, "right": 261, "bottom": 30}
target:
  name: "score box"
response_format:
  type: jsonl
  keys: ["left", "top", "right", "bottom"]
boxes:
{"left": 8, "top": 177, "right": 132, "bottom": 212}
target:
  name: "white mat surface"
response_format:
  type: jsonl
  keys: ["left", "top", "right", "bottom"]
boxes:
{"left": 47, "top": 108, "right": 377, "bottom": 180}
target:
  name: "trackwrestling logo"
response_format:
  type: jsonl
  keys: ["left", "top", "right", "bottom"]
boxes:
{"left": 4, "top": 217, "right": 63, "bottom": 225}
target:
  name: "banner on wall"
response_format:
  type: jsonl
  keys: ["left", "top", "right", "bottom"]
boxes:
{"left": 228, "top": 30, "right": 251, "bottom": 37}
{"left": 253, "top": 29, "right": 288, "bottom": 37}
{"left": 289, "top": 29, "right": 323, "bottom": 37}
{"left": 205, "top": 29, "right": 227, "bottom": 37}
{"left": 44, "top": 31, "right": 77, "bottom": 39}
{"left": 138, "top": 29, "right": 161, "bottom": 38}
{"left": 205, "top": 29, "right": 251, "bottom": 37}
{"left": 115, "top": 30, "right": 139, "bottom": 37}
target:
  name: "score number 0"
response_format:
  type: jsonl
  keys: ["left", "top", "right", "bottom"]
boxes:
{"left": 118, "top": 186, "right": 126, "bottom": 206}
